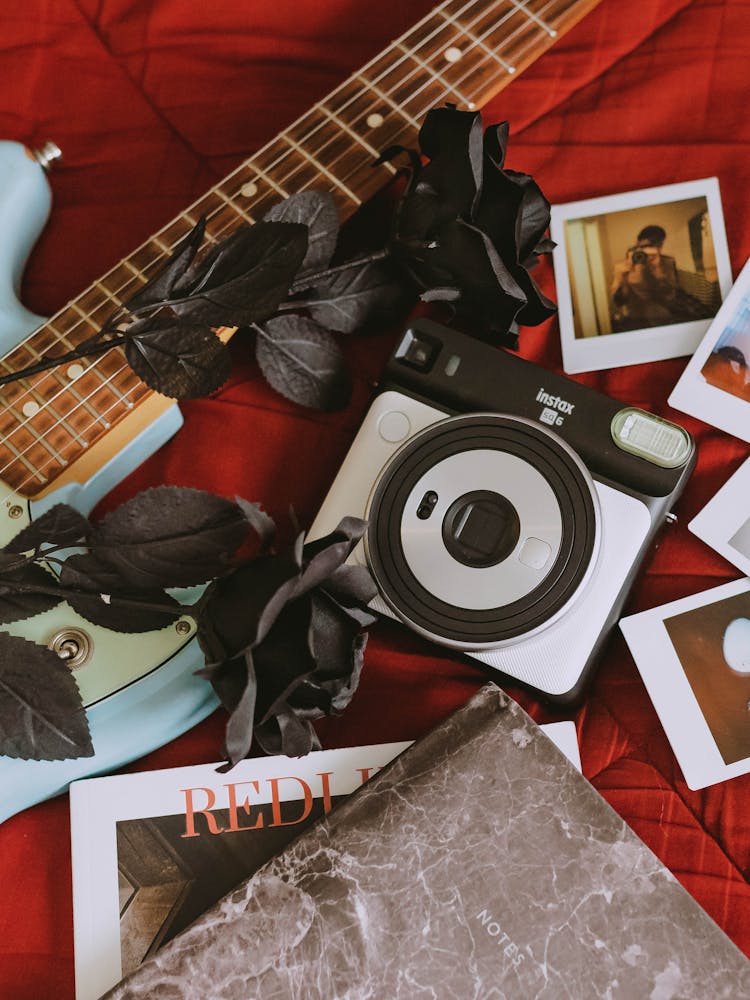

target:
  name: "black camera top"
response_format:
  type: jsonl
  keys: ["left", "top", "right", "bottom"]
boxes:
{"left": 384, "top": 319, "right": 695, "bottom": 503}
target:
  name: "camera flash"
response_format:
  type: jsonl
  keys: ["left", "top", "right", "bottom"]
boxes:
{"left": 611, "top": 409, "right": 692, "bottom": 469}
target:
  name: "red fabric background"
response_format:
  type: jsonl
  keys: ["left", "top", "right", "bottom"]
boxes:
{"left": 1, "top": 1, "right": 750, "bottom": 996}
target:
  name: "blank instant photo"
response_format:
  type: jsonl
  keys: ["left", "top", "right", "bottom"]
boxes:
{"left": 550, "top": 179, "right": 731, "bottom": 374}
{"left": 620, "top": 579, "right": 750, "bottom": 790}
{"left": 690, "top": 456, "right": 750, "bottom": 577}
{"left": 669, "top": 256, "right": 750, "bottom": 442}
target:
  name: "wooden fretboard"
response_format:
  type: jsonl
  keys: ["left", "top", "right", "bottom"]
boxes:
{"left": 0, "top": 0, "right": 600, "bottom": 498}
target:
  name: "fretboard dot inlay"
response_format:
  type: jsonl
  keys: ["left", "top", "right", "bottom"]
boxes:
{"left": 0, "top": 3, "right": 574, "bottom": 501}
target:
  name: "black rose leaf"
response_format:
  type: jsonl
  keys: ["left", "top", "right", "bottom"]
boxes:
{"left": 0, "top": 634, "right": 93, "bottom": 761}
{"left": 125, "top": 318, "right": 232, "bottom": 400}
{"left": 234, "top": 498, "right": 276, "bottom": 553}
{"left": 60, "top": 553, "right": 183, "bottom": 633}
{"left": 307, "top": 261, "right": 405, "bottom": 333}
{"left": 171, "top": 221, "right": 308, "bottom": 327}
{"left": 89, "top": 487, "right": 252, "bottom": 590}
{"left": 255, "top": 315, "right": 351, "bottom": 410}
{"left": 0, "top": 555, "right": 62, "bottom": 624}
{"left": 264, "top": 191, "right": 339, "bottom": 276}
{"left": 124, "top": 216, "right": 206, "bottom": 313}
{"left": 4, "top": 504, "right": 90, "bottom": 555}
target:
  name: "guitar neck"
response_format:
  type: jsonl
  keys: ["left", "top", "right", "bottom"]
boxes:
{"left": 0, "top": 0, "right": 600, "bottom": 499}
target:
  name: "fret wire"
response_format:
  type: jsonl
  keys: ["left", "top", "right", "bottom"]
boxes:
{"left": 405, "top": 0, "right": 557, "bottom": 110}
{"left": 280, "top": 111, "right": 396, "bottom": 204}
{"left": 214, "top": 187, "right": 255, "bottom": 223}
{"left": 0, "top": 338, "right": 138, "bottom": 460}
{"left": 0, "top": 392, "right": 68, "bottom": 467}
{"left": 7, "top": 375, "right": 144, "bottom": 498}
{"left": 46, "top": 322, "right": 113, "bottom": 427}
{"left": 50, "top": 319, "right": 128, "bottom": 401}
{"left": 509, "top": 0, "right": 557, "bottom": 35}
{"left": 354, "top": 74, "right": 421, "bottom": 129}
{"left": 15, "top": 374, "right": 87, "bottom": 450}
{"left": 0, "top": 0, "right": 573, "bottom": 488}
{"left": 94, "top": 279, "right": 124, "bottom": 308}
{"left": 0, "top": 356, "right": 138, "bottom": 489}
{"left": 438, "top": 8, "right": 517, "bottom": 73}
{"left": 10, "top": 0, "right": 547, "bottom": 367}
{"left": 122, "top": 258, "right": 149, "bottom": 283}
{"left": 453, "top": 0, "right": 566, "bottom": 104}
{"left": 17, "top": 0, "right": 480, "bottom": 358}
{"left": 314, "top": 103, "right": 397, "bottom": 170}
{"left": 280, "top": 135, "right": 362, "bottom": 205}
{"left": 395, "top": 40, "right": 476, "bottom": 107}
{"left": 0, "top": 1, "right": 470, "bottom": 491}
{"left": 0, "top": 422, "right": 47, "bottom": 484}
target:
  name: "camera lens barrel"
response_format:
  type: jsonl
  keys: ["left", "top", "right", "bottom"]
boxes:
{"left": 365, "top": 413, "right": 600, "bottom": 649}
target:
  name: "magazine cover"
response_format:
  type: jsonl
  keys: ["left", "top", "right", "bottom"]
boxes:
{"left": 101, "top": 689, "right": 750, "bottom": 1000}
{"left": 72, "top": 725, "right": 579, "bottom": 1000}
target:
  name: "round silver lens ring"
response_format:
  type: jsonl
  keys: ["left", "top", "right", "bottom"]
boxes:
{"left": 364, "top": 412, "right": 601, "bottom": 651}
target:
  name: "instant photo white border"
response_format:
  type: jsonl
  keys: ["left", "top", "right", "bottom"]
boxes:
{"left": 669, "top": 255, "right": 750, "bottom": 442}
{"left": 690, "top": 456, "right": 750, "bottom": 577}
{"left": 620, "top": 578, "right": 750, "bottom": 790}
{"left": 71, "top": 729, "right": 580, "bottom": 999}
{"left": 550, "top": 178, "right": 732, "bottom": 374}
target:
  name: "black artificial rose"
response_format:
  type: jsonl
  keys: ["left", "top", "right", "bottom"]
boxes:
{"left": 389, "top": 106, "right": 556, "bottom": 347}
{"left": 197, "top": 519, "right": 377, "bottom": 763}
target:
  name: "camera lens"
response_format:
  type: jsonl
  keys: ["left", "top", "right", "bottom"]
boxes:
{"left": 442, "top": 491, "right": 520, "bottom": 568}
{"left": 365, "top": 413, "right": 600, "bottom": 648}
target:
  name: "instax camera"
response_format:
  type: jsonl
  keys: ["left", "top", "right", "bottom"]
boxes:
{"left": 310, "top": 319, "right": 695, "bottom": 702}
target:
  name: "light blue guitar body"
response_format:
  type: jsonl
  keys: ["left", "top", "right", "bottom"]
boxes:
{"left": 0, "top": 141, "right": 218, "bottom": 823}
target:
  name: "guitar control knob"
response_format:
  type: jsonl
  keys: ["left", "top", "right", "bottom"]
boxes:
{"left": 47, "top": 627, "right": 92, "bottom": 669}
{"left": 30, "top": 141, "right": 62, "bottom": 171}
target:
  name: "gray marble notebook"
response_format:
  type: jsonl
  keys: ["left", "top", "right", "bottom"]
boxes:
{"left": 104, "top": 685, "right": 750, "bottom": 999}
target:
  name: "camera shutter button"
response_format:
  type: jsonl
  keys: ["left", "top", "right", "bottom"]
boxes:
{"left": 378, "top": 411, "right": 411, "bottom": 443}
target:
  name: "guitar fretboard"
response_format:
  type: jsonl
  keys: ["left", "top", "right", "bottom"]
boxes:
{"left": 0, "top": 0, "right": 599, "bottom": 498}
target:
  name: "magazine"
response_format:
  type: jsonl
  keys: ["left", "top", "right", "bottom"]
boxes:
{"left": 72, "top": 724, "right": 579, "bottom": 1000}
{"left": 101, "top": 688, "right": 750, "bottom": 1000}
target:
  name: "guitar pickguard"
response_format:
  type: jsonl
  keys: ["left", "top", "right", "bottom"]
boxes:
{"left": 0, "top": 142, "right": 218, "bottom": 822}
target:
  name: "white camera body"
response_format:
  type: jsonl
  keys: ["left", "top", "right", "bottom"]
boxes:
{"left": 310, "top": 321, "right": 695, "bottom": 702}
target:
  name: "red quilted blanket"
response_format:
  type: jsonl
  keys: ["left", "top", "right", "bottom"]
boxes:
{"left": 1, "top": 1, "right": 749, "bottom": 996}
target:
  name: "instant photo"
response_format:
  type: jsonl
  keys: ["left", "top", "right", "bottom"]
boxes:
{"left": 670, "top": 256, "right": 750, "bottom": 441}
{"left": 551, "top": 179, "right": 731, "bottom": 374}
{"left": 690, "top": 456, "right": 750, "bottom": 577}
{"left": 621, "top": 579, "right": 750, "bottom": 790}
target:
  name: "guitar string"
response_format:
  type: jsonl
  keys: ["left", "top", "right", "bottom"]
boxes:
{"left": 2, "top": 0, "right": 557, "bottom": 408}
{"left": 0, "top": 0, "right": 561, "bottom": 504}
{"left": 0, "top": 0, "right": 558, "bottom": 429}
{"left": 0, "top": 0, "right": 561, "bottom": 499}
{"left": 0, "top": 0, "right": 563, "bottom": 500}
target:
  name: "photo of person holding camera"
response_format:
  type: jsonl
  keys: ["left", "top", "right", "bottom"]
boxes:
{"left": 610, "top": 224, "right": 714, "bottom": 332}
{"left": 555, "top": 189, "right": 729, "bottom": 364}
